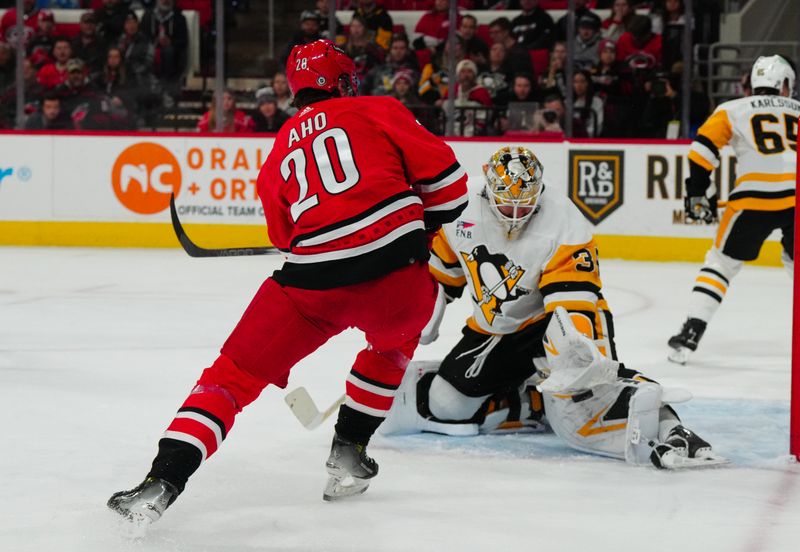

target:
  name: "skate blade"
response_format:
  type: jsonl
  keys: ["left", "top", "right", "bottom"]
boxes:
{"left": 110, "top": 507, "right": 158, "bottom": 539}
{"left": 322, "top": 474, "right": 370, "bottom": 502}
{"left": 489, "top": 420, "right": 548, "bottom": 435}
{"left": 667, "top": 347, "right": 691, "bottom": 365}
{"left": 658, "top": 450, "right": 730, "bottom": 470}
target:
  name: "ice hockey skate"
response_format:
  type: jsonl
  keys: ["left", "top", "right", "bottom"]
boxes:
{"left": 323, "top": 434, "right": 379, "bottom": 501}
{"left": 107, "top": 476, "right": 179, "bottom": 529}
{"left": 667, "top": 318, "right": 707, "bottom": 364}
{"left": 650, "top": 425, "right": 728, "bottom": 469}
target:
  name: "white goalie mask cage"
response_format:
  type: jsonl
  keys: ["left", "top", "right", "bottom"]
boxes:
{"left": 483, "top": 146, "right": 544, "bottom": 237}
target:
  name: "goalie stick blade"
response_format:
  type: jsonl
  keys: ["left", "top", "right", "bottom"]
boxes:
{"left": 169, "top": 194, "right": 277, "bottom": 257}
{"left": 284, "top": 387, "right": 346, "bottom": 430}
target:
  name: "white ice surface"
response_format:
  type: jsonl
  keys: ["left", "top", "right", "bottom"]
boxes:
{"left": 1, "top": 247, "right": 799, "bottom": 552}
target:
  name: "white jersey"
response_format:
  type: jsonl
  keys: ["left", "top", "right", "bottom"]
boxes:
{"left": 429, "top": 180, "right": 609, "bottom": 339}
{"left": 689, "top": 94, "right": 800, "bottom": 209}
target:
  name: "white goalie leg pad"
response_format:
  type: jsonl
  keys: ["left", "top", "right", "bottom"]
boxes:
{"left": 428, "top": 376, "right": 487, "bottom": 424}
{"left": 379, "top": 361, "right": 438, "bottom": 436}
{"left": 541, "top": 306, "right": 618, "bottom": 394}
{"left": 379, "top": 362, "right": 479, "bottom": 436}
{"left": 624, "top": 383, "right": 663, "bottom": 466}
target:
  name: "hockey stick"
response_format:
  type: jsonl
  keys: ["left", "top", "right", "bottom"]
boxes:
{"left": 169, "top": 194, "right": 278, "bottom": 257}
{"left": 284, "top": 387, "right": 346, "bottom": 430}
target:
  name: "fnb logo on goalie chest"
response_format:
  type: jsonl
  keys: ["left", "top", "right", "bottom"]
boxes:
{"left": 568, "top": 150, "right": 624, "bottom": 225}
{"left": 456, "top": 220, "right": 475, "bottom": 238}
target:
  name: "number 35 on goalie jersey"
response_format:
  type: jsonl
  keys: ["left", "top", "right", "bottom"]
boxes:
{"left": 429, "top": 181, "right": 614, "bottom": 355}
{"left": 257, "top": 96, "right": 468, "bottom": 289}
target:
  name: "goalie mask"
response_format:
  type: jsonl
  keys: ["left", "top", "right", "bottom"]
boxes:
{"left": 483, "top": 146, "right": 544, "bottom": 237}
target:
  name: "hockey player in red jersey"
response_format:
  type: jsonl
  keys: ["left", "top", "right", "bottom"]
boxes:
{"left": 108, "top": 39, "right": 469, "bottom": 527}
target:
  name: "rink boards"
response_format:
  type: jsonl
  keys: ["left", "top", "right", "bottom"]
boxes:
{"left": 0, "top": 132, "right": 785, "bottom": 266}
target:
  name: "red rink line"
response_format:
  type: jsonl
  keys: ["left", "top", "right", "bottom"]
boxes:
{"left": 740, "top": 467, "right": 800, "bottom": 552}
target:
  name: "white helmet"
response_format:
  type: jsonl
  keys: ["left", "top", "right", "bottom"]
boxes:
{"left": 483, "top": 146, "right": 544, "bottom": 238}
{"left": 750, "top": 55, "right": 795, "bottom": 94}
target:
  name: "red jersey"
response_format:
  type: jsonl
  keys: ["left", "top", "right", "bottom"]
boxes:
{"left": 1, "top": 8, "right": 38, "bottom": 48}
{"left": 258, "top": 95, "right": 468, "bottom": 290}
{"left": 197, "top": 110, "right": 255, "bottom": 133}
{"left": 616, "top": 31, "right": 662, "bottom": 68}
{"left": 414, "top": 11, "right": 460, "bottom": 46}
{"left": 37, "top": 62, "right": 68, "bottom": 89}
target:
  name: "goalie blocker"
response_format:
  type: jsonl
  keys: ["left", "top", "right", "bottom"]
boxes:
{"left": 381, "top": 307, "right": 728, "bottom": 469}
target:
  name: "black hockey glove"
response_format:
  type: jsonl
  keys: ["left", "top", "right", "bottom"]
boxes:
{"left": 684, "top": 194, "right": 718, "bottom": 224}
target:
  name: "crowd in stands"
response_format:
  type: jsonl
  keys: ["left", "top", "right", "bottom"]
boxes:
{"left": 0, "top": 0, "right": 190, "bottom": 129}
{"left": 267, "top": 0, "right": 711, "bottom": 138}
{"left": 0, "top": 0, "right": 713, "bottom": 136}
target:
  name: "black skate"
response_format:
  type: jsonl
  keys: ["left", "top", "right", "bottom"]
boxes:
{"left": 650, "top": 425, "right": 728, "bottom": 469}
{"left": 323, "top": 434, "right": 378, "bottom": 501}
{"left": 667, "top": 318, "right": 707, "bottom": 364}
{"left": 107, "top": 476, "right": 179, "bottom": 528}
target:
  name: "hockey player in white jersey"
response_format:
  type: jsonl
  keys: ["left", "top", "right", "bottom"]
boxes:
{"left": 668, "top": 55, "right": 799, "bottom": 363}
{"left": 380, "top": 146, "right": 724, "bottom": 468}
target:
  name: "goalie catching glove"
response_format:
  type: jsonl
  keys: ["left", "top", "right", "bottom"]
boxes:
{"left": 540, "top": 306, "right": 619, "bottom": 394}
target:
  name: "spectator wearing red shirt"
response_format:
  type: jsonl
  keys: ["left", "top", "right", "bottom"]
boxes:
{"left": 37, "top": 37, "right": 72, "bottom": 89}
{"left": 616, "top": 15, "right": 662, "bottom": 70}
{"left": 197, "top": 89, "right": 255, "bottom": 133}
{"left": 438, "top": 58, "right": 493, "bottom": 136}
{"left": 1, "top": 0, "right": 38, "bottom": 49}
{"left": 413, "top": 0, "right": 458, "bottom": 52}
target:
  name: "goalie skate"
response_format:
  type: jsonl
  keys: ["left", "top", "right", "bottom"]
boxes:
{"left": 107, "top": 476, "right": 178, "bottom": 532}
{"left": 323, "top": 434, "right": 378, "bottom": 501}
{"left": 650, "top": 425, "right": 729, "bottom": 469}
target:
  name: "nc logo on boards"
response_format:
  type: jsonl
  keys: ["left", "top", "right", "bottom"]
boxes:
{"left": 568, "top": 150, "right": 624, "bottom": 225}
{"left": 112, "top": 142, "right": 182, "bottom": 214}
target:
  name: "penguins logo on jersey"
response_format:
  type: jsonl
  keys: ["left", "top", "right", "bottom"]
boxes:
{"left": 460, "top": 245, "right": 530, "bottom": 325}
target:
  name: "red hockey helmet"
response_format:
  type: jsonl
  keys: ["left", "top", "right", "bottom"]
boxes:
{"left": 285, "top": 39, "right": 358, "bottom": 97}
